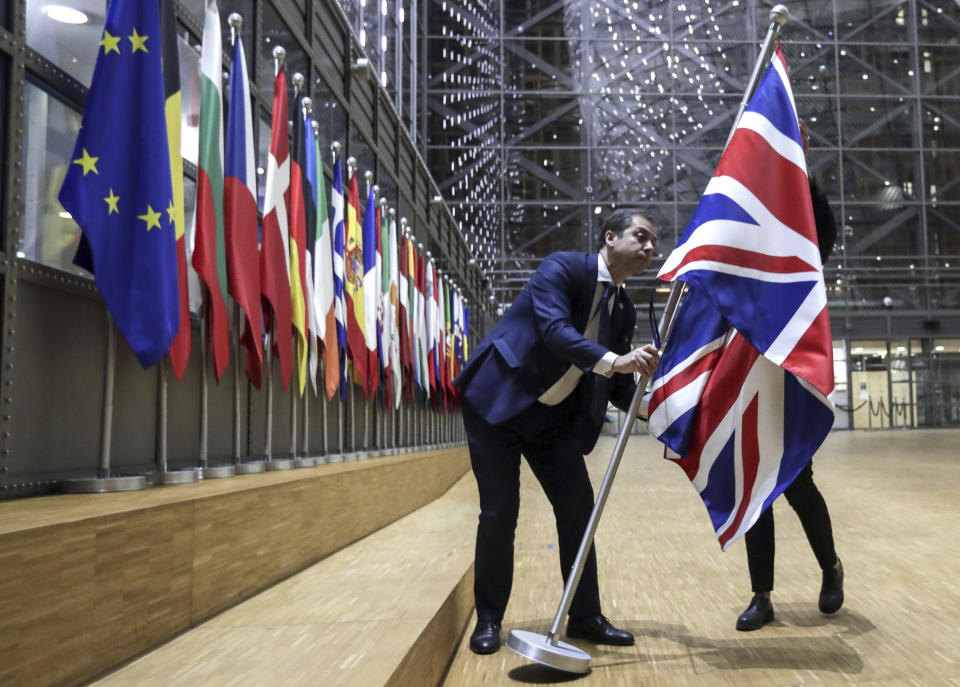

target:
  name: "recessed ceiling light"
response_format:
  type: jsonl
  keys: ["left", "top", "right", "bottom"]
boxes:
{"left": 42, "top": 5, "right": 88, "bottom": 24}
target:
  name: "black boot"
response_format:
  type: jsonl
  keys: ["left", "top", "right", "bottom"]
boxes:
{"left": 736, "top": 593, "right": 774, "bottom": 631}
{"left": 469, "top": 620, "right": 502, "bottom": 654}
{"left": 819, "top": 558, "right": 844, "bottom": 614}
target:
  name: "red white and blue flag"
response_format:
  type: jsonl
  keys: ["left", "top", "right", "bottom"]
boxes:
{"left": 648, "top": 47, "right": 835, "bottom": 551}
{"left": 331, "top": 155, "right": 348, "bottom": 402}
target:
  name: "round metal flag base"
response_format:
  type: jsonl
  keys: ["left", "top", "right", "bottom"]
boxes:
{"left": 60, "top": 475, "right": 147, "bottom": 494}
{"left": 156, "top": 469, "right": 200, "bottom": 486}
{"left": 505, "top": 630, "right": 591, "bottom": 674}
{"left": 294, "top": 456, "right": 316, "bottom": 468}
{"left": 202, "top": 465, "right": 236, "bottom": 479}
{"left": 236, "top": 461, "right": 266, "bottom": 474}
{"left": 267, "top": 458, "right": 295, "bottom": 471}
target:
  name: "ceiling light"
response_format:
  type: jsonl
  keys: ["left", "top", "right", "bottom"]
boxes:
{"left": 42, "top": 4, "right": 88, "bottom": 24}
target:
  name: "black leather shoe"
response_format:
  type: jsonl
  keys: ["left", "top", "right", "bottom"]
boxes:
{"left": 469, "top": 621, "right": 501, "bottom": 654}
{"left": 819, "top": 558, "right": 844, "bottom": 614}
{"left": 736, "top": 593, "right": 774, "bottom": 631}
{"left": 566, "top": 614, "right": 635, "bottom": 646}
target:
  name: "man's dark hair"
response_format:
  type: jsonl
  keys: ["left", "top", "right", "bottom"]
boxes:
{"left": 599, "top": 208, "right": 654, "bottom": 246}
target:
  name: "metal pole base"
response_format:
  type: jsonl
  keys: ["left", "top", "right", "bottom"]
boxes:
{"left": 236, "top": 460, "right": 267, "bottom": 474}
{"left": 326, "top": 453, "right": 345, "bottom": 463}
{"left": 202, "top": 465, "right": 236, "bottom": 479}
{"left": 266, "top": 458, "right": 295, "bottom": 471}
{"left": 294, "top": 456, "right": 316, "bottom": 468}
{"left": 505, "top": 630, "right": 591, "bottom": 675}
{"left": 59, "top": 475, "right": 147, "bottom": 494}
{"left": 154, "top": 469, "right": 200, "bottom": 486}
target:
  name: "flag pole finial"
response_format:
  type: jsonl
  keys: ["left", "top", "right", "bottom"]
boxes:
{"left": 228, "top": 13, "right": 242, "bottom": 45}
{"left": 312, "top": 120, "right": 320, "bottom": 135}
{"left": 389, "top": 208, "right": 396, "bottom": 219}
{"left": 292, "top": 72, "right": 305, "bottom": 92}
{"left": 347, "top": 157, "right": 357, "bottom": 175}
{"left": 770, "top": 4, "right": 789, "bottom": 25}
{"left": 302, "top": 97, "right": 313, "bottom": 115}
{"left": 331, "top": 141, "right": 341, "bottom": 162}
{"left": 272, "top": 46, "right": 286, "bottom": 75}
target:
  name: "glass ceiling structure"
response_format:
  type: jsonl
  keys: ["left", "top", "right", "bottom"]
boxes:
{"left": 424, "top": 0, "right": 960, "bottom": 321}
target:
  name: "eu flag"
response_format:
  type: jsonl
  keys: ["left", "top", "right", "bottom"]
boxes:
{"left": 58, "top": 0, "right": 178, "bottom": 368}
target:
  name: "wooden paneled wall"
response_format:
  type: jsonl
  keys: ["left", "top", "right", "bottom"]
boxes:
{"left": 0, "top": 447, "right": 470, "bottom": 687}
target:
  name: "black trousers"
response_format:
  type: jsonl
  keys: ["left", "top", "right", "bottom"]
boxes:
{"left": 462, "top": 396, "right": 601, "bottom": 624}
{"left": 745, "top": 461, "right": 838, "bottom": 593}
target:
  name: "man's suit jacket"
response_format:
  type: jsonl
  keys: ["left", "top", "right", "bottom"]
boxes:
{"left": 454, "top": 252, "right": 637, "bottom": 454}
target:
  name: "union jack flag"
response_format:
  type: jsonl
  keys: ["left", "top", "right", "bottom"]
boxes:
{"left": 648, "top": 47, "right": 835, "bottom": 550}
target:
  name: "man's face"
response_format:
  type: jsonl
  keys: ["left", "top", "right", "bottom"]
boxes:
{"left": 606, "top": 215, "right": 657, "bottom": 276}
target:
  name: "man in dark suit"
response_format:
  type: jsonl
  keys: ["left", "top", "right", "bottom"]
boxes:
{"left": 454, "top": 209, "right": 660, "bottom": 654}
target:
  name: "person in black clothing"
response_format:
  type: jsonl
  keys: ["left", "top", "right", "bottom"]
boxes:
{"left": 736, "top": 121, "right": 844, "bottom": 631}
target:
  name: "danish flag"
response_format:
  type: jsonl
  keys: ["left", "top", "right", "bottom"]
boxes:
{"left": 649, "top": 47, "right": 835, "bottom": 550}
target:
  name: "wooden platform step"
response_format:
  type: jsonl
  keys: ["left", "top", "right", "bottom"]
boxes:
{"left": 88, "top": 470, "right": 479, "bottom": 687}
{"left": 0, "top": 447, "right": 471, "bottom": 687}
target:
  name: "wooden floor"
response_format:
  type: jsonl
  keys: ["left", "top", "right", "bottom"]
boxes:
{"left": 86, "top": 430, "right": 960, "bottom": 686}
{"left": 443, "top": 429, "right": 960, "bottom": 687}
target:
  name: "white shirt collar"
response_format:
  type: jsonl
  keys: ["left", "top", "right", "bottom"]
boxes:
{"left": 597, "top": 253, "right": 622, "bottom": 288}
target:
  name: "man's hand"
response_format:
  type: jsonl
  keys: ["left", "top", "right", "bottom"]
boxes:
{"left": 612, "top": 344, "right": 659, "bottom": 377}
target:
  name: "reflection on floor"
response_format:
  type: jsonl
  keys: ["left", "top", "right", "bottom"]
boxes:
{"left": 443, "top": 429, "right": 960, "bottom": 686}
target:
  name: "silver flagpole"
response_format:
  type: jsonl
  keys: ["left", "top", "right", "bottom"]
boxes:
{"left": 506, "top": 4, "right": 790, "bottom": 674}
{"left": 264, "top": 330, "right": 274, "bottom": 463}
{"left": 62, "top": 313, "right": 146, "bottom": 493}
{"left": 101, "top": 314, "right": 116, "bottom": 478}
{"left": 199, "top": 304, "right": 209, "bottom": 471}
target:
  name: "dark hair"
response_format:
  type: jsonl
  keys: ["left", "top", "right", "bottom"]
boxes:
{"left": 599, "top": 208, "right": 654, "bottom": 246}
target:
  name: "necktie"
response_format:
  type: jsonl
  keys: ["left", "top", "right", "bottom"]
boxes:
{"left": 597, "top": 282, "right": 615, "bottom": 347}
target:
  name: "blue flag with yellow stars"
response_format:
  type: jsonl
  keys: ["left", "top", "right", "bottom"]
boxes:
{"left": 58, "top": 0, "right": 178, "bottom": 369}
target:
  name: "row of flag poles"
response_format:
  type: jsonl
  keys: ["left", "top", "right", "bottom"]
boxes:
{"left": 58, "top": 0, "right": 471, "bottom": 426}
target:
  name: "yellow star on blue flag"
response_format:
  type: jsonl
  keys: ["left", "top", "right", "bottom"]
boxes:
{"left": 58, "top": 0, "right": 178, "bottom": 369}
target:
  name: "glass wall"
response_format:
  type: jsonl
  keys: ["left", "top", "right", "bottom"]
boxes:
{"left": 424, "top": 0, "right": 960, "bottom": 311}
{"left": 423, "top": 0, "right": 960, "bottom": 428}
{"left": 338, "top": 0, "right": 420, "bottom": 137}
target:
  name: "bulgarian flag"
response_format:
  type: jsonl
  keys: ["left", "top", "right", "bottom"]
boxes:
{"left": 345, "top": 168, "right": 368, "bottom": 394}
{"left": 260, "top": 59, "right": 293, "bottom": 390}
{"left": 191, "top": 0, "right": 230, "bottom": 381}
{"left": 223, "top": 15, "right": 262, "bottom": 388}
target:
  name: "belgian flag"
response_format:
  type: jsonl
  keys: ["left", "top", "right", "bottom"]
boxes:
{"left": 160, "top": 0, "right": 191, "bottom": 378}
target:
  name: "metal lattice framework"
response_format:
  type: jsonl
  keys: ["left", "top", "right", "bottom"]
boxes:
{"left": 426, "top": 0, "right": 960, "bottom": 323}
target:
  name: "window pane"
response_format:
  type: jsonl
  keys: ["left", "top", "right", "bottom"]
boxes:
{"left": 26, "top": 0, "right": 105, "bottom": 86}
{"left": 259, "top": 4, "right": 307, "bottom": 107}
{"left": 179, "top": 35, "right": 201, "bottom": 167}
{"left": 20, "top": 81, "right": 89, "bottom": 276}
